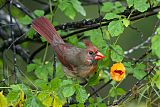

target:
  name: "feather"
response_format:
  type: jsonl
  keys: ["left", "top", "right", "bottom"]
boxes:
{"left": 32, "top": 17, "right": 73, "bottom": 69}
{"left": 32, "top": 17, "right": 64, "bottom": 45}
{"left": 32, "top": 17, "right": 105, "bottom": 78}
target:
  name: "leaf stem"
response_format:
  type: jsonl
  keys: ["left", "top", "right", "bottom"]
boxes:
{"left": 42, "top": 43, "right": 48, "bottom": 64}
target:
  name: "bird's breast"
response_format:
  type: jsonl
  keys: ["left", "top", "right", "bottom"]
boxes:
{"left": 62, "top": 64, "right": 98, "bottom": 78}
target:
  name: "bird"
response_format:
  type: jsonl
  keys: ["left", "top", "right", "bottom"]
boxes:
{"left": 32, "top": 17, "right": 105, "bottom": 78}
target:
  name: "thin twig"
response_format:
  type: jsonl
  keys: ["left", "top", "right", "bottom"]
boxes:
{"left": 29, "top": 44, "right": 46, "bottom": 62}
{"left": 12, "top": 1, "right": 34, "bottom": 19}
{"left": 8, "top": 0, "right": 17, "bottom": 83}
{"left": 53, "top": 53, "right": 56, "bottom": 78}
{"left": 89, "top": 79, "right": 112, "bottom": 97}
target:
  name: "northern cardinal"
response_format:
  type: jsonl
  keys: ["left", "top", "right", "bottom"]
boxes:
{"left": 32, "top": 17, "right": 104, "bottom": 78}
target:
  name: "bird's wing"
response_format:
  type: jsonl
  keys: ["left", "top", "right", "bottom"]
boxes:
{"left": 55, "top": 43, "right": 82, "bottom": 71}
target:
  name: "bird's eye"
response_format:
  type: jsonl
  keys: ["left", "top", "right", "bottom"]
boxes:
{"left": 89, "top": 51, "right": 94, "bottom": 55}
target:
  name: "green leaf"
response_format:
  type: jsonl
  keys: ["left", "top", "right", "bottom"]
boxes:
{"left": 70, "top": 0, "right": 86, "bottom": 16}
{"left": 58, "top": 1, "right": 76, "bottom": 20}
{"left": 114, "top": 1, "right": 122, "bottom": 7}
{"left": 100, "top": 47, "right": 110, "bottom": 68}
{"left": 156, "top": 27, "right": 160, "bottom": 34}
{"left": 88, "top": 69, "right": 100, "bottom": 86}
{"left": 68, "top": 36, "right": 79, "bottom": 45}
{"left": 123, "top": 62, "right": 134, "bottom": 74}
{"left": 88, "top": 29, "right": 106, "bottom": 49}
{"left": 62, "top": 86, "right": 75, "bottom": 97}
{"left": 96, "top": 97, "right": 103, "bottom": 103}
{"left": 151, "top": 34, "right": 160, "bottom": 58}
{"left": 28, "top": 60, "right": 54, "bottom": 80}
{"left": 103, "top": 30, "right": 110, "bottom": 40}
{"left": 26, "top": 28, "right": 35, "bottom": 39}
{"left": 9, "top": 84, "right": 32, "bottom": 99}
{"left": 153, "top": 71, "right": 160, "bottom": 89}
{"left": 116, "top": 88, "right": 126, "bottom": 95}
{"left": 122, "top": 18, "right": 130, "bottom": 27}
{"left": 111, "top": 45, "right": 124, "bottom": 62}
{"left": 10, "top": 84, "right": 21, "bottom": 91}
{"left": 101, "top": 2, "right": 125, "bottom": 13}
{"left": 34, "top": 79, "right": 48, "bottom": 90}
{"left": 114, "top": 2, "right": 126, "bottom": 13}
{"left": 157, "top": 12, "right": 160, "bottom": 19}
{"left": 27, "top": 64, "right": 36, "bottom": 72}
{"left": 61, "top": 79, "right": 73, "bottom": 86}
{"left": 11, "top": 7, "right": 23, "bottom": 18}
{"left": 88, "top": 97, "right": 94, "bottom": 103}
{"left": 109, "top": 87, "right": 126, "bottom": 97}
{"left": 77, "top": 103, "right": 85, "bottom": 107}
{"left": 56, "top": 63, "right": 65, "bottom": 78}
{"left": 134, "top": 0, "right": 150, "bottom": 12}
{"left": 64, "top": 5, "right": 76, "bottom": 20}
{"left": 38, "top": 92, "right": 52, "bottom": 107}
{"left": 133, "top": 63, "right": 146, "bottom": 80}
{"left": 155, "top": 60, "right": 160, "bottom": 66}
{"left": 53, "top": 96, "right": 63, "bottom": 107}
{"left": 19, "top": 15, "right": 32, "bottom": 25}
{"left": 76, "top": 85, "right": 88, "bottom": 103}
{"left": 155, "top": 77, "right": 160, "bottom": 89}
{"left": 50, "top": 78, "right": 62, "bottom": 91}
{"left": 97, "top": 103, "right": 106, "bottom": 107}
{"left": 45, "top": 14, "right": 52, "bottom": 20}
{"left": 0, "top": 59, "right": 3, "bottom": 69}
{"left": 7, "top": 89, "right": 19, "bottom": 103}
{"left": 0, "top": 91, "right": 7, "bottom": 107}
{"left": 40, "top": 36, "right": 47, "bottom": 42}
{"left": 45, "top": 62, "right": 53, "bottom": 75}
{"left": 58, "top": 1, "right": 69, "bottom": 11}
{"left": 35, "top": 66, "right": 48, "bottom": 80}
{"left": 7, "top": 84, "right": 32, "bottom": 104}
{"left": 33, "top": 59, "right": 41, "bottom": 64}
{"left": 96, "top": 97, "right": 106, "bottom": 107}
{"left": 34, "top": 10, "right": 44, "bottom": 16}
{"left": 24, "top": 96, "right": 45, "bottom": 107}
{"left": 108, "top": 20, "right": 124, "bottom": 37}
{"left": 101, "top": 2, "right": 114, "bottom": 12}
{"left": 127, "top": 0, "right": 134, "bottom": 8}
{"left": 104, "top": 13, "right": 120, "bottom": 20}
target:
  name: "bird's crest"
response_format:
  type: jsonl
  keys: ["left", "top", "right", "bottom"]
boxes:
{"left": 83, "top": 39, "right": 93, "bottom": 47}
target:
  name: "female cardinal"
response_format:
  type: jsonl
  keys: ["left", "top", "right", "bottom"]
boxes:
{"left": 32, "top": 17, "right": 104, "bottom": 78}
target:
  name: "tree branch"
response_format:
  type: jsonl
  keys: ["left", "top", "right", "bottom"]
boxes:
{"left": 62, "top": 5, "right": 160, "bottom": 37}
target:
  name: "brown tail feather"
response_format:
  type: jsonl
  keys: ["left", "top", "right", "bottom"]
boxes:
{"left": 32, "top": 17, "right": 64, "bottom": 45}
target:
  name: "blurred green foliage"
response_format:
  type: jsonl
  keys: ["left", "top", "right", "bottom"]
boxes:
{"left": 1, "top": 0, "right": 160, "bottom": 107}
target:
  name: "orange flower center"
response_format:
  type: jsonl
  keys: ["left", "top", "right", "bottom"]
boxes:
{"left": 114, "top": 70, "right": 124, "bottom": 75}
{"left": 110, "top": 63, "right": 126, "bottom": 81}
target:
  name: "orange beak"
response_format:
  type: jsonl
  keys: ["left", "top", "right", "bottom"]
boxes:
{"left": 95, "top": 52, "right": 105, "bottom": 60}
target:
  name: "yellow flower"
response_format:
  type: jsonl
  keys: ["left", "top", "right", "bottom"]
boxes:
{"left": 110, "top": 63, "right": 125, "bottom": 81}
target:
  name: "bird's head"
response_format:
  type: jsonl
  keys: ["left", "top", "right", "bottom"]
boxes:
{"left": 83, "top": 40, "right": 105, "bottom": 64}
